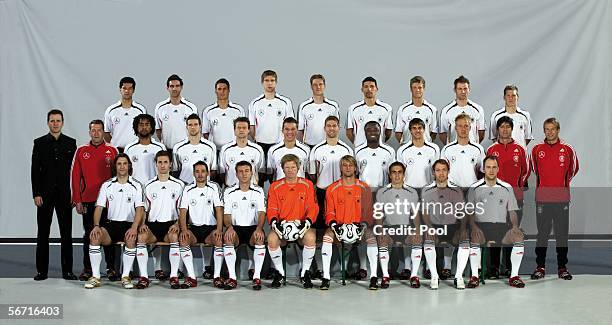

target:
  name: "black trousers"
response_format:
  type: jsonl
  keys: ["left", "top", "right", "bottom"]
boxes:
{"left": 36, "top": 191, "right": 73, "bottom": 275}
{"left": 535, "top": 202, "right": 569, "bottom": 268}
{"left": 81, "top": 202, "right": 115, "bottom": 271}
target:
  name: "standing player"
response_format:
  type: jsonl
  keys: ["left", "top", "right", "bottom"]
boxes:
{"left": 177, "top": 161, "right": 224, "bottom": 289}
{"left": 155, "top": 74, "right": 198, "bottom": 151}
{"left": 221, "top": 161, "right": 267, "bottom": 290}
{"left": 103, "top": 77, "right": 146, "bottom": 152}
{"left": 346, "top": 77, "right": 393, "bottom": 146}
{"left": 172, "top": 114, "right": 217, "bottom": 184}
{"left": 395, "top": 76, "right": 438, "bottom": 144}
{"left": 267, "top": 117, "right": 310, "bottom": 181}
{"left": 219, "top": 117, "right": 265, "bottom": 187}
{"left": 201, "top": 78, "right": 246, "bottom": 150}
{"left": 355, "top": 121, "right": 395, "bottom": 192}
{"left": 84, "top": 154, "right": 144, "bottom": 289}
{"left": 71, "top": 120, "right": 119, "bottom": 281}
{"left": 467, "top": 156, "right": 526, "bottom": 288}
{"left": 530, "top": 118, "right": 579, "bottom": 281}
{"left": 489, "top": 85, "right": 533, "bottom": 148}
{"left": 397, "top": 118, "right": 440, "bottom": 188}
{"left": 266, "top": 154, "right": 319, "bottom": 289}
{"left": 32, "top": 109, "right": 77, "bottom": 281}
{"left": 125, "top": 114, "right": 166, "bottom": 184}
{"left": 297, "top": 74, "right": 340, "bottom": 147}
{"left": 135, "top": 151, "right": 185, "bottom": 289}
{"left": 439, "top": 75, "right": 486, "bottom": 144}
{"left": 440, "top": 114, "right": 486, "bottom": 188}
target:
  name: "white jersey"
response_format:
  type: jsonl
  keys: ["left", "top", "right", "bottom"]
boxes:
{"left": 467, "top": 179, "right": 518, "bottom": 223}
{"left": 440, "top": 141, "right": 485, "bottom": 187}
{"left": 124, "top": 139, "right": 166, "bottom": 184}
{"left": 395, "top": 100, "right": 438, "bottom": 143}
{"left": 248, "top": 94, "right": 294, "bottom": 144}
{"left": 223, "top": 185, "right": 266, "bottom": 226}
{"left": 201, "top": 102, "right": 245, "bottom": 149}
{"left": 154, "top": 97, "right": 198, "bottom": 149}
{"left": 375, "top": 184, "right": 420, "bottom": 225}
{"left": 179, "top": 181, "right": 223, "bottom": 226}
{"left": 172, "top": 138, "right": 217, "bottom": 184}
{"left": 354, "top": 143, "right": 395, "bottom": 190}
{"left": 421, "top": 182, "right": 465, "bottom": 225}
{"left": 396, "top": 141, "right": 440, "bottom": 188}
{"left": 144, "top": 176, "right": 185, "bottom": 222}
{"left": 346, "top": 99, "right": 394, "bottom": 146}
{"left": 267, "top": 141, "right": 310, "bottom": 180}
{"left": 218, "top": 140, "right": 265, "bottom": 186}
{"left": 439, "top": 99, "right": 486, "bottom": 143}
{"left": 489, "top": 107, "right": 533, "bottom": 148}
{"left": 297, "top": 98, "right": 340, "bottom": 146}
{"left": 308, "top": 140, "right": 354, "bottom": 189}
{"left": 95, "top": 177, "right": 144, "bottom": 222}
{"left": 103, "top": 101, "right": 146, "bottom": 149}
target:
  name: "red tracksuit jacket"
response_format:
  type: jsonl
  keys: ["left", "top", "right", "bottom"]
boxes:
{"left": 71, "top": 142, "right": 118, "bottom": 203}
{"left": 530, "top": 139, "right": 579, "bottom": 203}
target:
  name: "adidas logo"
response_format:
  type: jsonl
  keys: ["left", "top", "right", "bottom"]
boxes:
{"left": 119, "top": 189, "right": 123, "bottom": 192}
{"left": 514, "top": 148, "right": 519, "bottom": 152}
{"left": 200, "top": 193, "right": 205, "bottom": 196}
{"left": 124, "top": 112, "right": 129, "bottom": 116}
{"left": 417, "top": 152, "right": 422, "bottom": 155}
{"left": 192, "top": 150, "right": 197, "bottom": 153}
{"left": 143, "top": 150, "right": 148, "bottom": 153}
{"left": 330, "top": 151, "right": 335, "bottom": 154}
{"left": 240, "top": 152, "right": 245, "bottom": 155}
{"left": 242, "top": 197, "right": 247, "bottom": 200}
{"left": 415, "top": 111, "right": 420, "bottom": 114}
{"left": 372, "top": 153, "right": 376, "bottom": 156}
{"left": 174, "top": 109, "right": 178, "bottom": 113}
{"left": 461, "top": 111, "right": 466, "bottom": 114}
{"left": 222, "top": 113, "right": 226, "bottom": 116}
{"left": 461, "top": 150, "right": 465, "bottom": 153}
{"left": 105, "top": 150, "right": 111, "bottom": 154}
{"left": 268, "top": 103, "right": 272, "bottom": 107}
{"left": 318, "top": 108, "right": 322, "bottom": 112}
{"left": 395, "top": 195, "right": 400, "bottom": 198}
{"left": 367, "top": 111, "right": 373, "bottom": 114}
{"left": 162, "top": 186, "right": 166, "bottom": 189}
{"left": 560, "top": 148, "right": 565, "bottom": 152}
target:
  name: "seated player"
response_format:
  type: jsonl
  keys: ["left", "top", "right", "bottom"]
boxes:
{"left": 134, "top": 151, "right": 185, "bottom": 289}
{"left": 177, "top": 161, "right": 224, "bottom": 289}
{"left": 222, "top": 161, "right": 267, "bottom": 290}
{"left": 267, "top": 154, "right": 319, "bottom": 289}
{"left": 321, "top": 155, "right": 377, "bottom": 290}
{"left": 375, "top": 162, "right": 421, "bottom": 289}
{"left": 84, "top": 154, "right": 144, "bottom": 289}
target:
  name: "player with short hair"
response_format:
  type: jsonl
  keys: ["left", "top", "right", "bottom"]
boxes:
{"left": 397, "top": 118, "right": 440, "bottom": 188}
{"left": 103, "top": 76, "right": 146, "bottom": 152}
{"left": 440, "top": 114, "right": 485, "bottom": 188}
{"left": 266, "top": 154, "right": 319, "bottom": 289}
{"left": 201, "top": 78, "right": 246, "bottom": 150}
{"left": 125, "top": 114, "right": 166, "bottom": 184}
{"left": 221, "top": 161, "right": 267, "bottom": 290}
{"left": 439, "top": 75, "right": 486, "bottom": 144}
{"left": 172, "top": 114, "right": 217, "bottom": 184}
{"left": 530, "top": 118, "right": 579, "bottom": 281}
{"left": 466, "top": 156, "right": 526, "bottom": 288}
{"left": 84, "top": 154, "right": 144, "bottom": 289}
{"left": 489, "top": 85, "right": 533, "bottom": 148}
{"left": 155, "top": 74, "right": 198, "bottom": 150}
{"left": 218, "top": 117, "right": 265, "bottom": 187}
{"left": 346, "top": 76, "right": 393, "bottom": 146}
{"left": 355, "top": 121, "right": 395, "bottom": 192}
{"left": 395, "top": 76, "right": 438, "bottom": 144}
{"left": 135, "top": 151, "right": 185, "bottom": 289}
{"left": 267, "top": 117, "right": 310, "bottom": 181}
{"left": 177, "top": 161, "right": 224, "bottom": 289}
{"left": 297, "top": 74, "right": 340, "bottom": 147}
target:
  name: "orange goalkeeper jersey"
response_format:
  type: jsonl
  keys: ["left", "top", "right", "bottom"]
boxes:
{"left": 325, "top": 179, "right": 373, "bottom": 225}
{"left": 267, "top": 177, "right": 318, "bottom": 224}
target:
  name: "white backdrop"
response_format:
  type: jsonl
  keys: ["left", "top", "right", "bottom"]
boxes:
{"left": 1, "top": 0, "right": 610, "bottom": 237}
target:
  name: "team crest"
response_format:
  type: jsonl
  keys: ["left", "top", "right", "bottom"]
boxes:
{"left": 377, "top": 117, "right": 383, "bottom": 123}
{"left": 126, "top": 196, "right": 132, "bottom": 203}
{"left": 250, "top": 201, "right": 257, "bottom": 209}
{"left": 520, "top": 125, "right": 524, "bottom": 130}
{"left": 381, "top": 161, "right": 386, "bottom": 167}
{"left": 206, "top": 199, "right": 212, "bottom": 205}
{"left": 171, "top": 193, "right": 176, "bottom": 199}
{"left": 499, "top": 199, "right": 504, "bottom": 205}
{"left": 471, "top": 157, "right": 476, "bottom": 163}
{"left": 276, "top": 109, "right": 283, "bottom": 117}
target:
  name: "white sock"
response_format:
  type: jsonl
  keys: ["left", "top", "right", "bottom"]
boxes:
{"left": 254, "top": 245, "right": 266, "bottom": 279}
{"left": 153, "top": 246, "right": 162, "bottom": 271}
{"left": 410, "top": 245, "right": 422, "bottom": 278}
{"left": 403, "top": 246, "right": 412, "bottom": 270}
{"left": 213, "top": 246, "right": 224, "bottom": 278}
{"left": 443, "top": 245, "right": 453, "bottom": 269}
{"left": 301, "top": 245, "right": 316, "bottom": 277}
{"left": 180, "top": 246, "right": 195, "bottom": 279}
{"left": 511, "top": 242, "right": 525, "bottom": 277}
{"left": 89, "top": 245, "right": 102, "bottom": 278}
{"left": 268, "top": 246, "right": 284, "bottom": 276}
{"left": 121, "top": 247, "right": 136, "bottom": 278}
{"left": 379, "top": 247, "right": 389, "bottom": 278}
{"left": 367, "top": 244, "right": 378, "bottom": 278}
{"left": 246, "top": 247, "right": 254, "bottom": 270}
{"left": 169, "top": 242, "right": 180, "bottom": 278}
{"left": 224, "top": 245, "right": 237, "bottom": 280}
{"left": 358, "top": 244, "right": 367, "bottom": 270}
{"left": 321, "top": 236, "right": 333, "bottom": 279}
{"left": 136, "top": 244, "right": 149, "bottom": 278}
{"left": 469, "top": 243, "right": 481, "bottom": 278}
{"left": 201, "top": 246, "right": 212, "bottom": 269}
{"left": 455, "top": 241, "right": 470, "bottom": 279}
{"left": 424, "top": 240, "right": 438, "bottom": 279}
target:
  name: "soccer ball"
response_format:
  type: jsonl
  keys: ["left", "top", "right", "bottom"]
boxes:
{"left": 281, "top": 220, "right": 302, "bottom": 241}
{"left": 339, "top": 223, "right": 361, "bottom": 244}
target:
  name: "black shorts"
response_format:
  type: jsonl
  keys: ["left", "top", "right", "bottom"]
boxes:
{"left": 314, "top": 188, "right": 327, "bottom": 229}
{"left": 475, "top": 222, "right": 507, "bottom": 246}
{"left": 104, "top": 220, "right": 132, "bottom": 242}
{"left": 431, "top": 223, "right": 459, "bottom": 244}
{"left": 190, "top": 225, "right": 216, "bottom": 243}
{"left": 147, "top": 221, "right": 175, "bottom": 242}
{"left": 234, "top": 225, "right": 257, "bottom": 247}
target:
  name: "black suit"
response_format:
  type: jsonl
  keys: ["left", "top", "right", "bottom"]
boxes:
{"left": 31, "top": 133, "right": 76, "bottom": 275}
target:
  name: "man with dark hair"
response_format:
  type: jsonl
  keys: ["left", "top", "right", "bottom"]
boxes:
{"left": 125, "top": 114, "right": 166, "bottom": 184}
{"left": 155, "top": 74, "right": 198, "bottom": 151}
{"left": 201, "top": 78, "right": 246, "bottom": 150}
{"left": 103, "top": 76, "right": 146, "bottom": 152}
{"left": 395, "top": 76, "right": 438, "bottom": 144}
{"left": 439, "top": 75, "right": 486, "bottom": 144}
{"left": 219, "top": 117, "right": 265, "bottom": 187}
{"left": 172, "top": 113, "right": 217, "bottom": 184}
{"left": 346, "top": 77, "right": 393, "bottom": 146}
{"left": 297, "top": 74, "right": 340, "bottom": 147}
{"left": 71, "top": 119, "right": 119, "bottom": 281}
{"left": 32, "top": 109, "right": 77, "bottom": 281}
{"left": 267, "top": 117, "right": 310, "bottom": 181}
{"left": 489, "top": 85, "right": 533, "bottom": 148}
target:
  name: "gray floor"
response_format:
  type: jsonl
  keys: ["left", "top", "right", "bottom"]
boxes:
{"left": 1, "top": 275, "right": 611, "bottom": 324}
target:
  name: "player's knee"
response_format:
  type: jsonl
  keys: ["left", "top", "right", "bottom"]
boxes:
{"left": 302, "top": 229, "right": 316, "bottom": 245}
{"left": 167, "top": 232, "right": 178, "bottom": 242}
{"left": 137, "top": 233, "right": 147, "bottom": 243}
{"left": 124, "top": 237, "right": 136, "bottom": 249}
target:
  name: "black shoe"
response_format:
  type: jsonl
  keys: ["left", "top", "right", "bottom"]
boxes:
{"left": 177, "top": 270, "right": 185, "bottom": 279}
{"left": 34, "top": 273, "right": 48, "bottom": 281}
{"left": 79, "top": 269, "right": 92, "bottom": 281}
{"left": 301, "top": 270, "right": 313, "bottom": 289}
{"left": 440, "top": 269, "right": 452, "bottom": 280}
{"left": 320, "top": 278, "right": 330, "bottom": 290}
{"left": 424, "top": 269, "right": 432, "bottom": 280}
{"left": 311, "top": 269, "right": 323, "bottom": 280}
{"left": 487, "top": 268, "right": 500, "bottom": 280}
{"left": 106, "top": 269, "right": 120, "bottom": 282}
{"left": 271, "top": 270, "right": 285, "bottom": 289}
{"left": 62, "top": 272, "right": 77, "bottom": 280}
{"left": 252, "top": 278, "right": 262, "bottom": 291}
{"left": 369, "top": 277, "right": 379, "bottom": 290}
{"left": 558, "top": 267, "right": 573, "bottom": 280}
{"left": 202, "top": 266, "right": 214, "bottom": 280}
